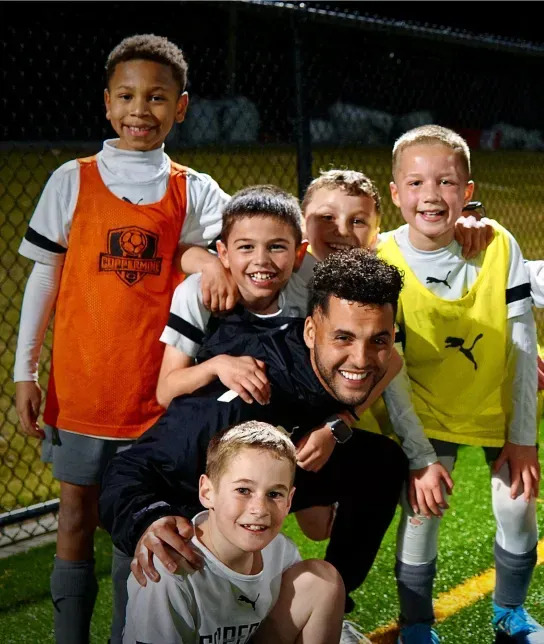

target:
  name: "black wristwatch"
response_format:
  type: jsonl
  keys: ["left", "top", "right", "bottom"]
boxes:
{"left": 325, "top": 415, "right": 353, "bottom": 444}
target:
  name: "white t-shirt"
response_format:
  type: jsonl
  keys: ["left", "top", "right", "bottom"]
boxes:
{"left": 18, "top": 139, "right": 229, "bottom": 266}
{"left": 379, "top": 225, "right": 532, "bottom": 318}
{"left": 296, "top": 252, "right": 317, "bottom": 284}
{"left": 160, "top": 272, "right": 309, "bottom": 358}
{"left": 122, "top": 511, "right": 301, "bottom": 644}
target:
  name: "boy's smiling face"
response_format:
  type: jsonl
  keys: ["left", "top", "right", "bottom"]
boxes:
{"left": 303, "top": 188, "right": 380, "bottom": 262}
{"left": 104, "top": 59, "right": 187, "bottom": 152}
{"left": 199, "top": 447, "right": 294, "bottom": 559}
{"left": 216, "top": 216, "right": 300, "bottom": 314}
{"left": 390, "top": 143, "right": 474, "bottom": 250}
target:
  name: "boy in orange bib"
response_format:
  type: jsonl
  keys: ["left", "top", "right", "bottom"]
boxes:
{"left": 14, "top": 34, "right": 234, "bottom": 644}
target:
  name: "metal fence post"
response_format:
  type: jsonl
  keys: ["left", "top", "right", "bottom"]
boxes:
{"left": 291, "top": 10, "right": 313, "bottom": 201}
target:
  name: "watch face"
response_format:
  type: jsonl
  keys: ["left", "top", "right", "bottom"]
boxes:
{"left": 331, "top": 419, "right": 352, "bottom": 443}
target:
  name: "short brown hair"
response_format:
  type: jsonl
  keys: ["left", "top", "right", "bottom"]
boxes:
{"left": 392, "top": 124, "right": 471, "bottom": 178}
{"left": 206, "top": 421, "right": 297, "bottom": 487}
{"left": 220, "top": 185, "right": 303, "bottom": 246}
{"left": 301, "top": 169, "right": 382, "bottom": 218}
{"left": 106, "top": 34, "right": 188, "bottom": 93}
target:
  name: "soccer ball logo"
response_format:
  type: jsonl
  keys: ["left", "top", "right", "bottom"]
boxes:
{"left": 119, "top": 229, "right": 148, "bottom": 256}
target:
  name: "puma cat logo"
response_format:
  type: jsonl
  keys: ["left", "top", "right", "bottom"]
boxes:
{"left": 445, "top": 333, "right": 483, "bottom": 370}
{"left": 426, "top": 270, "right": 452, "bottom": 289}
{"left": 238, "top": 593, "right": 260, "bottom": 610}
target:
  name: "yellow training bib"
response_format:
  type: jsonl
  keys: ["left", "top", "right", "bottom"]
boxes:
{"left": 378, "top": 223, "right": 512, "bottom": 447}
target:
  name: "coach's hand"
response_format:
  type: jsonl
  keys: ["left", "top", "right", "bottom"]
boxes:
{"left": 295, "top": 425, "right": 336, "bottom": 473}
{"left": 200, "top": 257, "right": 239, "bottom": 313}
{"left": 15, "top": 381, "right": 44, "bottom": 439}
{"left": 493, "top": 442, "right": 541, "bottom": 502}
{"left": 408, "top": 462, "right": 454, "bottom": 519}
{"left": 132, "top": 516, "right": 203, "bottom": 587}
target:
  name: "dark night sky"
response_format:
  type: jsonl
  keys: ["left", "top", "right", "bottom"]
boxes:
{"left": 4, "top": 1, "right": 543, "bottom": 142}
{"left": 302, "top": 2, "right": 543, "bottom": 44}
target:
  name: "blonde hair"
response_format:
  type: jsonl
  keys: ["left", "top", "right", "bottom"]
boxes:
{"left": 392, "top": 125, "right": 471, "bottom": 178}
{"left": 301, "top": 168, "right": 381, "bottom": 218}
{"left": 206, "top": 421, "right": 297, "bottom": 486}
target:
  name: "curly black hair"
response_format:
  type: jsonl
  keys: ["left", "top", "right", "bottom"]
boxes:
{"left": 220, "top": 185, "right": 303, "bottom": 246}
{"left": 308, "top": 248, "right": 404, "bottom": 316}
{"left": 106, "top": 34, "right": 188, "bottom": 93}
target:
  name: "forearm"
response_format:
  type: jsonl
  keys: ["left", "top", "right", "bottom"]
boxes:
{"left": 14, "top": 262, "right": 63, "bottom": 382}
{"left": 508, "top": 310, "right": 538, "bottom": 446}
{"left": 178, "top": 243, "right": 218, "bottom": 275}
{"left": 382, "top": 364, "right": 438, "bottom": 470}
{"left": 99, "top": 426, "right": 201, "bottom": 555}
{"left": 157, "top": 357, "right": 218, "bottom": 408}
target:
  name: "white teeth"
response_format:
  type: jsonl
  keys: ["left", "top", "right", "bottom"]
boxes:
{"left": 250, "top": 272, "right": 275, "bottom": 281}
{"left": 242, "top": 525, "right": 267, "bottom": 531}
{"left": 329, "top": 243, "right": 355, "bottom": 250}
{"left": 339, "top": 371, "right": 368, "bottom": 381}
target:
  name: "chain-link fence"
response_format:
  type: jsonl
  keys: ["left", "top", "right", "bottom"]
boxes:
{"left": 2, "top": 1, "right": 544, "bottom": 545}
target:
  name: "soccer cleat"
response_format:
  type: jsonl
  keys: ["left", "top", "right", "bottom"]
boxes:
{"left": 492, "top": 603, "right": 544, "bottom": 643}
{"left": 397, "top": 623, "right": 441, "bottom": 643}
{"left": 340, "top": 619, "right": 372, "bottom": 644}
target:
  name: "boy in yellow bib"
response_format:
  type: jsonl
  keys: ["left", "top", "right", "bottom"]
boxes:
{"left": 294, "top": 171, "right": 496, "bottom": 544}
{"left": 379, "top": 125, "right": 541, "bottom": 644}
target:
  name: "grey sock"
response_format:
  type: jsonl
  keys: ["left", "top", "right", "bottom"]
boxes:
{"left": 395, "top": 557, "right": 436, "bottom": 626}
{"left": 50, "top": 557, "right": 98, "bottom": 644}
{"left": 110, "top": 546, "right": 133, "bottom": 644}
{"left": 494, "top": 541, "right": 537, "bottom": 608}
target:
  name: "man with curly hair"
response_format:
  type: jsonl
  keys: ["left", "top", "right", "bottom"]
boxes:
{"left": 100, "top": 249, "right": 409, "bottom": 638}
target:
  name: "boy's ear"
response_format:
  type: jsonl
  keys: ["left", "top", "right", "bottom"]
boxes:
{"left": 176, "top": 92, "right": 189, "bottom": 124}
{"left": 216, "top": 240, "right": 230, "bottom": 270}
{"left": 389, "top": 181, "right": 401, "bottom": 208}
{"left": 285, "top": 486, "right": 295, "bottom": 514}
{"left": 104, "top": 89, "right": 111, "bottom": 121}
{"left": 199, "top": 474, "right": 215, "bottom": 510}
{"left": 294, "top": 240, "right": 309, "bottom": 270}
{"left": 463, "top": 180, "right": 475, "bottom": 205}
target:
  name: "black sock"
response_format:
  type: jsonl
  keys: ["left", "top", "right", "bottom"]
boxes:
{"left": 50, "top": 557, "right": 98, "bottom": 644}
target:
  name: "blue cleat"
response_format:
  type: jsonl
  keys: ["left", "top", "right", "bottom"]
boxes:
{"left": 397, "top": 623, "right": 440, "bottom": 643}
{"left": 492, "top": 603, "right": 544, "bottom": 643}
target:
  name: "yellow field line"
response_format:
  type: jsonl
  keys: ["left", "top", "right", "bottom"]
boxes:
{"left": 366, "top": 538, "right": 544, "bottom": 644}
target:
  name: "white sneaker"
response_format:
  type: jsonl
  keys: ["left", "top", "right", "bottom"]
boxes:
{"left": 340, "top": 620, "right": 372, "bottom": 644}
